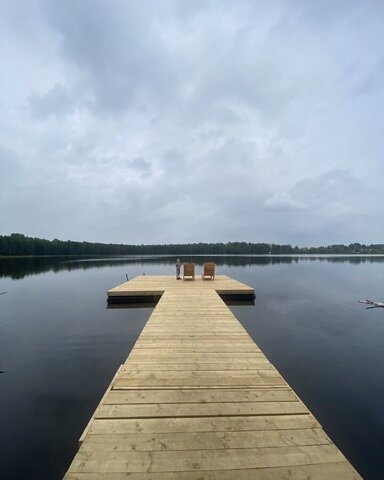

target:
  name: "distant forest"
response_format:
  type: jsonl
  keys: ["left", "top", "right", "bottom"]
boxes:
{"left": 1, "top": 233, "right": 384, "bottom": 256}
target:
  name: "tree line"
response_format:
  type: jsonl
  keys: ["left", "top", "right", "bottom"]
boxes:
{"left": 1, "top": 233, "right": 384, "bottom": 256}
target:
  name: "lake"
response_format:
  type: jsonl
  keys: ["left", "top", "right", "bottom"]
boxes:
{"left": 1, "top": 255, "right": 383, "bottom": 479}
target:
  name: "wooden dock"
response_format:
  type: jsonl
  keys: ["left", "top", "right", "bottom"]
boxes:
{"left": 64, "top": 275, "right": 362, "bottom": 479}
{"left": 107, "top": 274, "right": 256, "bottom": 304}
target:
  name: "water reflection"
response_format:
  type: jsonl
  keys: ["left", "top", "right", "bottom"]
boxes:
{"left": 107, "top": 301, "right": 159, "bottom": 309}
{"left": 107, "top": 297, "right": 256, "bottom": 309}
{"left": 2, "top": 254, "right": 384, "bottom": 279}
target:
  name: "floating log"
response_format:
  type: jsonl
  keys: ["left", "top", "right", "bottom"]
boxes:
{"left": 359, "top": 299, "right": 384, "bottom": 308}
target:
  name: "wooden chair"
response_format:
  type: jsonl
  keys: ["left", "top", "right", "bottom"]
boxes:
{"left": 202, "top": 262, "right": 215, "bottom": 280}
{"left": 183, "top": 263, "right": 195, "bottom": 280}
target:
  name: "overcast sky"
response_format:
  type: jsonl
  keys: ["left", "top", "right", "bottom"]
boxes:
{"left": 1, "top": 1, "right": 383, "bottom": 245}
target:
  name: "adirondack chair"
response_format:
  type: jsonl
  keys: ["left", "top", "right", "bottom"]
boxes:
{"left": 183, "top": 263, "right": 195, "bottom": 280}
{"left": 202, "top": 262, "right": 215, "bottom": 280}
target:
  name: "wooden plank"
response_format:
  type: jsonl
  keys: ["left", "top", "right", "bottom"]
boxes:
{"left": 113, "top": 376, "right": 286, "bottom": 388}
{"left": 113, "top": 385, "right": 290, "bottom": 391}
{"left": 128, "top": 347, "right": 263, "bottom": 353}
{"left": 133, "top": 342, "right": 257, "bottom": 348}
{"left": 64, "top": 462, "right": 362, "bottom": 479}
{"left": 124, "top": 358, "right": 268, "bottom": 364}
{"left": 127, "top": 349, "right": 265, "bottom": 362}
{"left": 68, "top": 444, "right": 345, "bottom": 473}
{"left": 138, "top": 332, "right": 248, "bottom": 336}
{"left": 138, "top": 334, "right": 250, "bottom": 340}
{"left": 117, "top": 370, "right": 281, "bottom": 379}
{"left": 81, "top": 428, "right": 331, "bottom": 451}
{"left": 103, "top": 388, "right": 297, "bottom": 404}
{"left": 141, "top": 323, "right": 243, "bottom": 327}
{"left": 88, "top": 415, "right": 322, "bottom": 435}
{"left": 122, "top": 362, "right": 274, "bottom": 371}
{"left": 95, "top": 401, "right": 308, "bottom": 418}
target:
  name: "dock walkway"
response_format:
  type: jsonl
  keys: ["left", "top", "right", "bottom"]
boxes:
{"left": 64, "top": 275, "right": 362, "bottom": 479}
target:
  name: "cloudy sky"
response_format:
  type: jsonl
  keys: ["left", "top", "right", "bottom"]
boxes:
{"left": 1, "top": 0, "right": 383, "bottom": 246}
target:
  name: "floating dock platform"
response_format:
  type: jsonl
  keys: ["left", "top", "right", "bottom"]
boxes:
{"left": 107, "top": 274, "right": 256, "bottom": 304}
{"left": 64, "top": 275, "right": 362, "bottom": 479}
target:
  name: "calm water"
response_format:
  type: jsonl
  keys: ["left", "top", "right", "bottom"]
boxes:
{"left": 1, "top": 255, "right": 384, "bottom": 479}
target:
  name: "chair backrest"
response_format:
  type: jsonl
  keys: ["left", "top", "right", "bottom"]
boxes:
{"left": 203, "top": 262, "right": 215, "bottom": 276}
{"left": 183, "top": 263, "right": 195, "bottom": 276}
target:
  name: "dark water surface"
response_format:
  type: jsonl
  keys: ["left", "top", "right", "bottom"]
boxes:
{"left": 1, "top": 255, "right": 383, "bottom": 479}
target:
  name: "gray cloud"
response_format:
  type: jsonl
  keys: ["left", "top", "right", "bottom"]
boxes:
{"left": 29, "top": 84, "right": 75, "bottom": 118}
{"left": 1, "top": 0, "right": 384, "bottom": 244}
{"left": 264, "top": 193, "right": 306, "bottom": 211}
{"left": 355, "top": 58, "right": 384, "bottom": 96}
